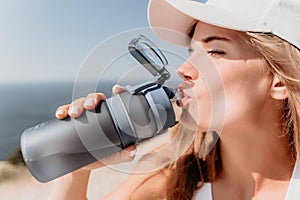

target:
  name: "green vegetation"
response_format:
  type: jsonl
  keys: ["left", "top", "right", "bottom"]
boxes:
{"left": 5, "top": 147, "right": 25, "bottom": 166}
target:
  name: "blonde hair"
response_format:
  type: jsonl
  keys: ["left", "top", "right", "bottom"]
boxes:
{"left": 247, "top": 32, "right": 300, "bottom": 161}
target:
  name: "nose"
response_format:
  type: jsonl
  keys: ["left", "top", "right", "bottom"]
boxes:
{"left": 177, "top": 60, "right": 199, "bottom": 80}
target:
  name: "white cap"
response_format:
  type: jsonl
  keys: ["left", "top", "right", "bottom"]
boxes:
{"left": 148, "top": 0, "right": 300, "bottom": 49}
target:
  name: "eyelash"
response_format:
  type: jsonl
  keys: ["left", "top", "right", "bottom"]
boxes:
{"left": 187, "top": 49, "right": 226, "bottom": 56}
{"left": 207, "top": 50, "right": 225, "bottom": 55}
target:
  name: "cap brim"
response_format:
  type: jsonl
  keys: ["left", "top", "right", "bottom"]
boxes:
{"left": 148, "top": 0, "right": 267, "bottom": 46}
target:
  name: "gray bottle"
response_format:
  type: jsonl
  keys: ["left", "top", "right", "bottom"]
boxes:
{"left": 21, "top": 83, "right": 177, "bottom": 182}
{"left": 20, "top": 35, "right": 179, "bottom": 183}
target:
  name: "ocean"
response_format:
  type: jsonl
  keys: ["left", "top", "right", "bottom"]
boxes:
{"left": 0, "top": 82, "right": 115, "bottom": 160}
{"left": 0, "top": 79, "right": 180, "bottom": 160}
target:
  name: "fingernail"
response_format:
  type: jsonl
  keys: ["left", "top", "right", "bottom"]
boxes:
{"left": 129, "top": 149, "right": 137, "bottom": 157}
{"left": 69, "top": 105, "right": 79, "bottom": 115}
{"left": 84, "top": 98, "right": 94, "bottom": 107}
{"left": 112, "top": 85, "right": 126, "bottom": 94}
{"left": 56, "top": 109, "right": 65, "bottom": 116}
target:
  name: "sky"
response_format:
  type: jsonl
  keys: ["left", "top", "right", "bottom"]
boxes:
{"left": 0, "top": 0, "right": 153, "bottom": 83}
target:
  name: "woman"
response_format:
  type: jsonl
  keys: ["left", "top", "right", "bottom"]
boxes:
{"left": 51, "top": 0, "right": 300, "bottom": 199}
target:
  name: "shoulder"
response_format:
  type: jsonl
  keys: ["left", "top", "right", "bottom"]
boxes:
{"left": 129, "top": 169, "right": 169, "bottom": 200}
{"left": 285, "top": 161, "right": 300, "bottom": 200}
{"left": 102, "top": 167, "right": 169, "bottom": 200}
{"left": 192, "top": 183, "right": 212, "bottom": 200}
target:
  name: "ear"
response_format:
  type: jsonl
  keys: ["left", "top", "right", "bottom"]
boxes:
{"left": 270, "top": 76, "right": 288, "bottom": 100}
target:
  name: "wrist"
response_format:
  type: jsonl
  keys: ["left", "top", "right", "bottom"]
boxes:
{"left": 72, "top": 168, "right": 91, "bottom": 178}
{"left": 50, "top": 169, "right": 91, "bottom": 200}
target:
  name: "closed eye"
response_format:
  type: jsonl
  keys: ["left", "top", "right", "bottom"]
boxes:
{"left": 207, "top": 50, "right": 225, "bottom": 56}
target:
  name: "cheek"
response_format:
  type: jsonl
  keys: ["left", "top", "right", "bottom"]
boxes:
{"left": 223, "top": 82, "right": 270, "bottom": 126}
{"left": 220, "top": 60, "right": 271, "bottom": 126}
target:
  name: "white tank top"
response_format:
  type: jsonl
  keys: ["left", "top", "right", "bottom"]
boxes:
{"left": 193, "top": 162, "right": 300, "bottom": 200}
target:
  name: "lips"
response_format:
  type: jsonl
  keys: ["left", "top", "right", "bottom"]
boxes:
{"left": 176, "top": 82, "right": 193, "bottom": 107}
{"left": 176, "top": 94, "right": 192, "bottom": 107}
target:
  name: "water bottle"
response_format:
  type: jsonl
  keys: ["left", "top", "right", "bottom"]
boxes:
{"left": 20, "top": 35, "right": 180, "bottom": 182}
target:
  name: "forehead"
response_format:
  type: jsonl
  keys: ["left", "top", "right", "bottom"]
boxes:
{"left": 192, "top": 21, "right": 243, "bottom": 41}
{"left": 191, "top": 21, "right": 262, "bottom": 60}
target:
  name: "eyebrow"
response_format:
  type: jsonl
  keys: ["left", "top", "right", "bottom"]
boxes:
{"left": 188, "top": 36, "right": 231, "bottom": 53}
{"left": 201, "top": 36, "right": 231, "bottom": 43}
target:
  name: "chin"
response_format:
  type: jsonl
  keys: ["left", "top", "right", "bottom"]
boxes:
{"left": 180, "top": 109, "right": 201, "bottom": 131}
{"left": 180, "top": 109, "right": 217, "bottom": 132}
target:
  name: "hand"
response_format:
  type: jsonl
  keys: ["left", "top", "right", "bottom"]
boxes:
{"left": 54, "top": 85, "right": 135, "bottom": 171}
{"left": 55, "top": 84, "right": 126, "bottom": 119}
{"left": 55, "top": 92, "right": 107, "bottom": 119}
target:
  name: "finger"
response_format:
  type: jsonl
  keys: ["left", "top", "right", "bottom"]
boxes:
{"left": 81, "top": 161, "right": 104, "bottom": 171}
{"left": 112, "top": 85, "right": 126, "bottom": 95}
{"left": 123, "top": 145, "right": 137, "bottom": 159}
{"left": 100, "top": 145, "right": 136, "bottom": 166}
{"left": 80, "top": 146, "right": 136, "bottom": 171}
{"left": 83, "top": 93, "right": 106, "bottom": 110}
{"left": 68, "top": 97, "right": 86, "bottom": 118}
{"left": 55, "top": 105, "right": 70, "bottom": 119}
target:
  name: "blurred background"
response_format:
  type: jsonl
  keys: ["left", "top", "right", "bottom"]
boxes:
{"left": 0, "top": 0, "right": 188, "bottom": 199}
{"left": 0, "top": 0, "right": 149, "bottom": 161}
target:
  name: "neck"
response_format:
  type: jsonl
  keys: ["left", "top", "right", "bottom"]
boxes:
{"left": 214, "top": 117, "right": 294, "bottom": 199}
{"left": 220, "top": 128, "right": 293, "bottom": 181}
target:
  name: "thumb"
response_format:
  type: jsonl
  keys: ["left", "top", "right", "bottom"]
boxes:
{"left": 112, "top": 84, "right": 127, "bottom": 95}
{"left": 100, "top": 145, "right": 137, "bottom": 166}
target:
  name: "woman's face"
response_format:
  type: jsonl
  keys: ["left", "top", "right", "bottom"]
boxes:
{"left": 177, "top": 21, "right": 272, "bottom": 132}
